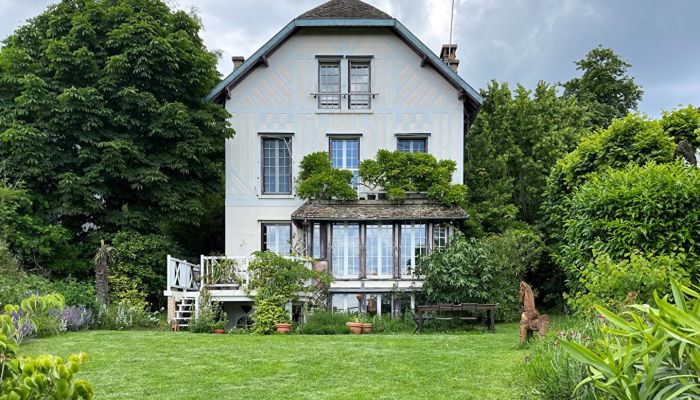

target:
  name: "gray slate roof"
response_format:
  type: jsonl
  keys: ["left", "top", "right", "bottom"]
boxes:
{"left": 291, "top": 199, "right": 468, "bottom": 221}
{"left": 298, "top": 0, "right": 392, "bottom": 20}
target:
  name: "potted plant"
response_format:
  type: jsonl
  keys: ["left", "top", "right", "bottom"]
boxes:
{"left": 361, "top": 317, "right": 373, "bottom": 334}
{"left": 346, "top": 318, "right": 362, "bottom": 334}
{"left": 275, "top": 321, "right": 293, "bottom": 333}
{"left": 212, "top": 320, "right": 226, "bottom": 334}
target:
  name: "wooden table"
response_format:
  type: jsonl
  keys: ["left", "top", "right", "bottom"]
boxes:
{"left": 414, "top": 303, "right": 498, "bottom": 333}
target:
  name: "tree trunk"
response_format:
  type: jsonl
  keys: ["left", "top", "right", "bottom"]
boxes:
{"left": 95, "top": 259, "right": 109, "bottom": 305}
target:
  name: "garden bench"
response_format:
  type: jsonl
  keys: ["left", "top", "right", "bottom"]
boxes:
{"left": 413, "top": 303, "right": 497, "bottom": 334}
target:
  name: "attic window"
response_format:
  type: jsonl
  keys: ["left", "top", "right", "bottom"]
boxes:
{"left": 349, "top": 61, "right": 371, "bottom": 109}
{"left": 319, "top": 62, "right": 340, "bottom": 109}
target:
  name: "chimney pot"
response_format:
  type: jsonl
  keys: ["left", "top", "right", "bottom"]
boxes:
{"left": 440, "top": 44, "right": 459, "bottom": 73}
{"left": 231, "top": 56, "right": 245, "bottom": 70}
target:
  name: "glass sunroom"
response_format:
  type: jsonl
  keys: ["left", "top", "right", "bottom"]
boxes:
{"left": 291, "top": 198, "right": 468, "bottom": 316}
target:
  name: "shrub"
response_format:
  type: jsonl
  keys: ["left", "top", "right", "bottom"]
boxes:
{"left": 417, "top": 229, "right": 542, "bottom": 321}
{"left": 110, "top": 231, "right": 181, "bottom": 308}
{"left": 661, "top": 105, "right": 700, "bottom": 148}
{"left": 561, "top": 162, "right": 700, "bottom": 308}
{"left": 251, "top": 295, "right": 290, "bottom": 335}
{"left": 59, "top": 306, "right": 94, "bottom": 331}
{"left": 562, "top": 280, "right": 700, "bottom": 399}
{"left": 297, "top": 152, "right": 357, "bottom": 201}
{"left": 572, "top": 251, "right": 689, "bottom": 314}
{"left": 519, "top": 318, "right": 600, "bottom": 400}
{"left": 370, "top": 313, "right": 415, "bottom": 334}
{"left": 247, "top": 251, "right": 332, "bottom": 334}
{"left": 0, "top": 294, "right": 93, "bottom": 399}
{"left": 359, "top": 150, "right": 468, "bottom": 206}
{"left": 296, "top": 310, "right": 351, "bottom": 335}
{"left": 95, "top": 301, "right": 160, "bottom": 330}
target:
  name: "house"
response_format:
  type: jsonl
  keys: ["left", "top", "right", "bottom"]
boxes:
{"left": 164, "top": 0, "right": 483, "bottom": 329}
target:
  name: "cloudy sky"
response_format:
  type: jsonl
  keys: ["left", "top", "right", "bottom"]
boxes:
{"left": 1, "top": 0, "right": 698, "bottom": 116}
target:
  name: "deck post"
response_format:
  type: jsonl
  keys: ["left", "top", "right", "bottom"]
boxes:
{"left": 167, "top": 296, "right": 176, "bottom": 323}
{"left": 166, "top": 255, "right": 172, "bottom": 292}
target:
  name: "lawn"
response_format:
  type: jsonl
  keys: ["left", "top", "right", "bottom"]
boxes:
{"left": 21, "top": 323, "right": 527, "bottom": 399}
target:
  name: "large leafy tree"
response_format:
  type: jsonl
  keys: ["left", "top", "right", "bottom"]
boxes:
{"left": 0, "top": 0, "right": 233, "bottom": 250}
{"left": 464, "top": 80, "right": 589, "bottom": 233}
{"left": 562, "top": 46, "right": 643, "bottom": 130}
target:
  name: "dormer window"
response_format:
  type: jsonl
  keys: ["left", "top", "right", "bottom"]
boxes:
{"left": 349, "top": 60, "right": 371, "bottom": 109}
{"left": 318, "top": 62, "right": 340, "bottom": 109}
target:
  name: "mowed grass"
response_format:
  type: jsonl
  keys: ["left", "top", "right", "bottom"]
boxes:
{"left": 21, "top": 323, "right": 527, "bottom": 399}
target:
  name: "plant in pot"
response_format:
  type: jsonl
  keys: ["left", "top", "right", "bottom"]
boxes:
{"left": 361, "top": 316, "right": 373, "bottom": 334}
{"left": 275, "top": 313, "right": 293, "bottom": 334}
{"left": 346, "top": 317, "right": 363, "bottom": 334}
{"left": 212, "top": 319, "right": 226, "bottom": 334}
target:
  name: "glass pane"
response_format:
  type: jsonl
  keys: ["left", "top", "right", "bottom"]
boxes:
{"left": 312, "top": 223, "right": 321, "bottom": 258}
{"left": 433, "top": 224, "right": 448, "bottom": 251}
{"left": 401, "top": 223, "right": 426, "bottom": 276}
{"left": 349, "top": 62, "right": 370, "bottom": 109}
{"left": 366, "top": 224, "right": 393, "bottom": 277}
{"left": 264, "top": 224, "right": 291, "bottom": 256}
{"left": 262, "top": 138, "right": 291, "bottom": 194}
{"left": 330, "top": 139, "right": 359, "bottom": 189}
{"left": 398, "top": 139, "right": 426, "bottom": 153}
{"left": 332, "top": 223, "right": 359, "bottom": 278}
{"left": 319, "top": 63, "right": 340, "bottom": 109}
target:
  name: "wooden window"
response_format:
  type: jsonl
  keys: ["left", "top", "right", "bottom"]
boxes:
{"left": 261, "top": 223, "right": 291, "bottom": 256}
{"left": 306, "top": 222, "right": 327, "bottom": 259}
{"left": 400, "top": 223, "right": 427, "bottom": 276}
{"left": 330, "top": 137, "right": 360, "bottom": 189}
{"left": 262, "top": 137, "right": 291, "bottom": 194}
{"left": 366, "top": 224, "right": 393, "bottom": 277}
{"left": 332, "top": 223, "right": 360, "bottom": 278}
{"left": 349, "top": 61, "right": 371, "bottom": 109}
{"left": 398, "top": 138, "right": 427, "bottom": 153}
{"left": 318, "top": 62, "right": 340, "bottom": 109}
{"left": 433, "top": 224, "right": 448, "bottom": 251}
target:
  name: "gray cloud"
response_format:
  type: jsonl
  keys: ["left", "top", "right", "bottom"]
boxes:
{"left": 2, "top": 0, "right": 698, "bottom": 116}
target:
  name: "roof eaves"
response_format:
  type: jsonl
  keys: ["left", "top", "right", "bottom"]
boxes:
{"left": 393, "top": 21, "right": 483, "bottom": 105}
{"left": 205, "top": 18, "right": 484, "bottom": 108}
{"left": 204, "top": 20, "right": 298, "bottom": 102}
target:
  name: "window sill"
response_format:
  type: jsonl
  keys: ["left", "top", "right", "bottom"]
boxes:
{"left": 258, "top": 194, "right": 295, "bottom": 199}
{"left": 316, "top": 109, "right": 373, "bottom": 115}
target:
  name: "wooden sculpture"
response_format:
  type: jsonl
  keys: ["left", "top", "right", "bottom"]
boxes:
{"left": 519, "top": 281, "right": 549, "bottom": 344}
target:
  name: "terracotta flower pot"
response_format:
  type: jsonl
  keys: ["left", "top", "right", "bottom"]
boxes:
{"left": 275, "top": 323, "right": 293, "bottom": 333}
{"left": 361, "top": 323, "right": 373, "bottom": 334}
{"left": 346, "top": 322, "right": 362, "bottom": 334}
{"left": 213, "top": 329, "right": 226, "bottom": 334}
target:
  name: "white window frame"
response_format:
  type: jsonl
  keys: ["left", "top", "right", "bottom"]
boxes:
{"left": 329, "top": 137, "right": 360, "bottom": 189}
{"left": 366, "top": 224, "right": 393, "bottom": 278}
{"left": 332, "top": 223, "right": 360, "bottom": 278}
{"left": 400, "top": 223, "right": 427, "bottom": 276}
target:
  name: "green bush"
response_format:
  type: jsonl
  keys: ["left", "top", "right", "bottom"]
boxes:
{"left": 519, "top": 319, "right": 600, "bottom": 400}
{"left": 95, "top": 301, "right": 160, "bottom": 330}
{"left": 572, "top": 251, "right": 689, "bottom": 314}
{"left": 661, "top": 105, "right": 700, "bottom": 148}
{"left": 417, "top": 229, "right": 542, "bottom": 322}
{"left": 562, "top": 280, "right": 700, "bottom": 399}
{"left": 370, "top": 313, "right": 415, "bottom": 334}
{"left": 251, "top": 295, "right": 289, "bottom": 335}
{"left": 296, "top": 310, "right": 351, "bottom": 335}
{"left": 359, "top": 150, "right": 468, "bottom": 206}
{"left": 1, "top": 294, "right": 93, "bottom": 399}
{"left": 110, "top": 231, "right": 181, "bottom": 308}
{"left": 297, "top": 152, "right": 358, "bottom": 201}
{"left": 561, "top": 162, "right": 700, "bottom": 308}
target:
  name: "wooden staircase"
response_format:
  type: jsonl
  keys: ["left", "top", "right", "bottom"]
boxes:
{"left": 175, "top": 297, "right": 196, "bottom": 330}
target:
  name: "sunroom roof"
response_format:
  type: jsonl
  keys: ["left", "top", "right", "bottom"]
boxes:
{"left": 291, "top": 199, "right": 468, "bottom": 222}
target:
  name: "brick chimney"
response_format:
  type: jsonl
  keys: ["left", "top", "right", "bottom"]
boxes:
{"left": 440, "top": 44, "right": 459, "bottom": 72}
{"left": 231, "top": 56, "right": 245, "bottom": 70}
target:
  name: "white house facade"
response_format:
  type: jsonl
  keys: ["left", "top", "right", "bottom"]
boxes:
{"left": 164, "top": 0, "right": 482, "bottom": 329}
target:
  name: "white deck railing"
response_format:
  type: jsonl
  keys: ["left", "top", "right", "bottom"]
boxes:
{"left": 166, "top": 255, "right": 200, "bottom": 292}
{"left": 166, "top": 254, "right": 312, "bottom": 293}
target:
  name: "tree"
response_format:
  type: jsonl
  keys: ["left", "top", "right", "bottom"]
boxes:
{"left": 559, "top": 162, "right": 700, "bottom": 307}
{"left": 465, "top": 80, "right": 589, "bottom": 232}
{"left": 0, "top": 0, "right": 234, "bottom": 250}
{"left": 563, "top": 46, "right": 643, "bottom": 129}
{"left": 93, "top": 239, "right": 114, "bottom": 305}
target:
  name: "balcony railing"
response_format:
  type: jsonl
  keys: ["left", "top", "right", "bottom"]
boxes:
{"left": 166, "top": 254, "right": 312, "bottom": 294}
{"left": 311, "top": 92, "right": 378, "bottom": 110}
